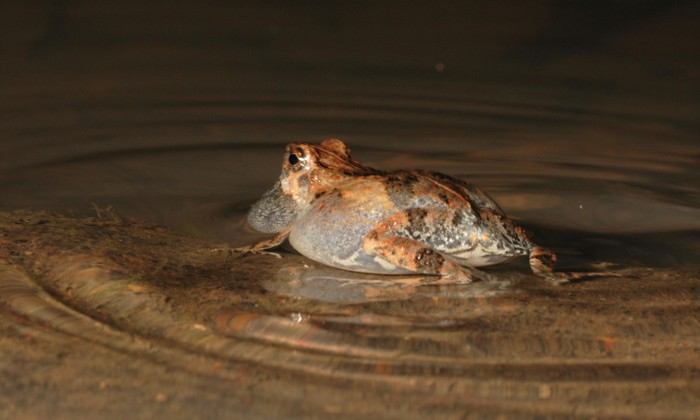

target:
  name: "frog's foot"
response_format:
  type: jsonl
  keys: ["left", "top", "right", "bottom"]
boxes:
{"left": 529, "top": 247, "right": 620, "bottom": 284}
{"left": 211, "top": 230, "right": 290, "bottom": 259}
{"left": 363, "top": 232, "right": 475, "bottom": 284}
{"left": 529, "top": 246, "right": 557, "bottom": 275}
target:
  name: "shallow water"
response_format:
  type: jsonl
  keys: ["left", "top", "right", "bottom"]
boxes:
{"left": 2, "top": 211, "right": 699, "bottom": 418}
{"left": 1, "top": 1, "right": 699, "bottom": 418}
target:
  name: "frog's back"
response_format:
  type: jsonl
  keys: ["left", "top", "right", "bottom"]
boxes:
{"left": 387, "top": 170, "right": 531, "bottom": 263}
{"left": 289, "top": 171, "right": 528, "bottom": 273}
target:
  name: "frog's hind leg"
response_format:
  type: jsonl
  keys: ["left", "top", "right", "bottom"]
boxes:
{"left": 364, "top": 233, "right": 475, "bottom": 283}
{"left": 362, "top": 210, "right": 477, "bottom": 283}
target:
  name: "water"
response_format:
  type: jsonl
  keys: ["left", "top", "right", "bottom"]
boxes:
{"left": 1, "top": 1, "right": 699, "bottom": 418}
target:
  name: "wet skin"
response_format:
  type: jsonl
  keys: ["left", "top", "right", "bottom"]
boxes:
{"left": 238, "top": 139, "right": 557, "bottom": 283}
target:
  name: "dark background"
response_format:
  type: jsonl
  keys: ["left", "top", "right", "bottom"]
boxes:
{"left": 3, "top": 1, "right": 698, "bottom": 131}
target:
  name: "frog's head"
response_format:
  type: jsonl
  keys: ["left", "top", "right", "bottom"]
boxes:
{"left": 247, "top": 139, "right": 375, "bottom": 233}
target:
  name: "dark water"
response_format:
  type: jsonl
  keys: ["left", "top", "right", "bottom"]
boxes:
{"left": 1, "top": 1, "right": 699, "bottom": 418}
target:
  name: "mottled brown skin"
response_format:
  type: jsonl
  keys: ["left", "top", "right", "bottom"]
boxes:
{"left": 238, "top": 139, "right": 558, "bottom": 283}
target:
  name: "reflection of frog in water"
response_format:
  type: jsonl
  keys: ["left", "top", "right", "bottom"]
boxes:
{"left": 238, "top": 139, "right": 557, "bottom": 283}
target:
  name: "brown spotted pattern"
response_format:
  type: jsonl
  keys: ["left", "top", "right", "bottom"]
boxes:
{"left": 241, "top": 139, "right": 558, "bottom": 282}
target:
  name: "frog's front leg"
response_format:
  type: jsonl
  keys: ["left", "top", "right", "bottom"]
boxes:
{"left": 216, "top": 229, "right": 291, "bottom": 258}
{"left": 362, "top": 209, "right": 476, "bottom": 283}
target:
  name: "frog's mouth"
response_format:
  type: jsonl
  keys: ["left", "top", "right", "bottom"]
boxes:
{"left": 247, "top": 180, "right": 301, "bottom": 233}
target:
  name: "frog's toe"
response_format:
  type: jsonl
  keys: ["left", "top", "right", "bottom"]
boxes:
{"left": 209, "top": 246, "right": 230, "bottom": 253}
{"left": 541, "top": 270, "right": 621, "bottom": 285}
{"left": 258, "top": 250, "right": 284, "bottom": 259}
{"left": 541, "top": 271, "right": 571, "bottom": 285}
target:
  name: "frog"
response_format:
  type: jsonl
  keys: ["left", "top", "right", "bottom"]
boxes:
{"left": 236, "top": 139, "right": 559, "bottom": 283}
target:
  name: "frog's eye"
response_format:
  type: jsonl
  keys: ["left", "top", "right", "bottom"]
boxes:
{"left": 288, "top": 153, "right": 300, "bottom": 165}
